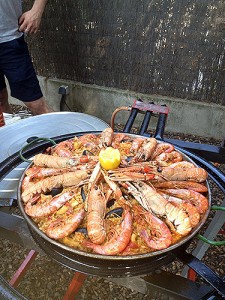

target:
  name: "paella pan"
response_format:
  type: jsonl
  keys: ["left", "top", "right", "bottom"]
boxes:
{"left": 17, "top": 128, "right": 210, "bottom": 263}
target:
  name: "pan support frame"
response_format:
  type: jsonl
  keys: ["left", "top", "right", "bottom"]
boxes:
{"left": 0, "top": 106, "right": 225, "bottom": 298}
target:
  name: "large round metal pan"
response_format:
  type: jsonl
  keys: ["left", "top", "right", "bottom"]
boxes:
{"left": 17, "top": 132, "right": 211, "bottom": 277}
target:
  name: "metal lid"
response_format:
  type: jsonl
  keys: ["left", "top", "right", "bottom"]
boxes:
{"left": 0, "top": 112, "right": 108, "bottom": 199}
{"left": 0, "top": 112, "right": 109, "bottom": 161}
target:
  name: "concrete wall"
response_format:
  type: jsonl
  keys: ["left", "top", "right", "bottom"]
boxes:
{"left": 9, "top": 76, "right": 225, "bottom": 140}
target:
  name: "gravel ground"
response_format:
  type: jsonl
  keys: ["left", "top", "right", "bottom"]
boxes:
{"left": 0, "top": 105, "right": 225, "bottom": 300}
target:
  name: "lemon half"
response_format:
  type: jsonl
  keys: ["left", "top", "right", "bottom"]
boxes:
{"left": 99, "top": 147, "right": 121, "bottom": 170}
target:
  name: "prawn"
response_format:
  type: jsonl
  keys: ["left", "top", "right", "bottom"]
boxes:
{"left": 111, "top": 133, "right": 128, "bottom": 148}
{"left": 155, "top": 151, "right": 183, "bottom": 166}
{"left": 25, "top": 166, "right": 69, "bottom": 179}
{"left": 134, "top": 205, "right": 172, "bottom": 250}
{"left": 125, "top": 181, "right": 192, "bottom": 235}
{"left": 50, "top": 140, "right": 74, "bottom": 157}
{"left": 87, "top": 184, "right": 107, "bottom": 244}
{"left": 162, "top": 194, "right": 200, "bottom": 227}
{"left": 25, "top": 189, "right": 79, "bottom": 218}
{"left": 163, "top": 161, "right": 195, "bottom": 169}
{"left": 100, "top": 127, "right": 114, "bottom": 147}
{"left": 46, "top": 208, "right": 85, "bottom": 240}
{"left": 77, "top": 134, "right": 101, "bottom": 152}
{"left": 152, "top": 142, "right": 175, "bottom": 159}
{"left": 130, "top": 137, "right": 145, "bottom": 154}
{"left": 33, "top": 153, "right": 93, "bottom": 169}
{"left": 84, "top": 207, "right": 133, "bottom": 255}
{"left": 22, "top": 165, "right": 68, "bottom": 192}
{"left": 134, "top": 138, "right": 157, "bottom": 161}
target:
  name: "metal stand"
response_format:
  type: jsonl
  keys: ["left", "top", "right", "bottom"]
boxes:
{"left": 0, "top": 103, "right": 225, "bottom": 299}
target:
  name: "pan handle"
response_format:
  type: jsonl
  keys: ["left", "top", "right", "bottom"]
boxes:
{"left": 198, "top": 205, "right": 225, "bottom": 246}
{"left": 175, "top": 251, "right": 225, "bottom": 298}
{"left": 19, "top": 137, "right": 57, "bottom": 162}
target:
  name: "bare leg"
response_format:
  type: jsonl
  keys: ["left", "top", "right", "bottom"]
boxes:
{"left": 0, "top": 88, "right": 54, "bottom": 115}
{"left": 0, "top": 88, "right": 13, "bottom": 113}
{"left": 24, "top": 96, "right": 54, "bottom": 115}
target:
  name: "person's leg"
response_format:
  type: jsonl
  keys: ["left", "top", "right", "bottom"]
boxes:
{"left": 1, "top": 36, "right": 54, "bottom": 115}
{"left": 0, "top": 70, "right": 13, "bottom": 113}
{"left": 25, "top": 96, "right": 54, "bottom": 115}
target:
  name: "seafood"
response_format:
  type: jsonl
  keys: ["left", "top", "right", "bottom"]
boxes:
{"left": 88, "top": 162, "right": 102, "bottom": 189}
{"left": 109, "top": 162, "right": 207, "bottom": 183}
{"left": 87, "top": 185, "right": 107, "bottom": 244}
{"left": 22, "top": 174, "right": 34, "bottom": 192}
{"left": 161, "top": 167, "right": 208, "bottom": 182}
{"left": 100, "top": 127, "right": 114, "bottom": 147}
{"left": 154, "top": 151, "right": 183, "bottom": 166}
{"left": 134, "top": 138, "right": 157, "bottom": 161}
{"left": 33, "top": 153, "right": 93, "bottom": 169}
{"left": 163, "top": 161, "right": 195, "bottom": 169}
{"left": 125, "top": 181, "right": 192, "bottom": 235}
{"left": 111, "top": 133, "right": 128, "bottom": 148}
{"left": 162, "top": 194, "right": 200, "bottom": 227}
{"left": 84, "top": 207, "right": 133, "bottom": 255}
{"left": 21, "top": 130, "right": 209, "bottom": 256}
{"left": 22, "top": 170, "right": 88, "bottom": 203}
{"left": 25, "top": 166, "right": 69, "bottom": 179}
{"left": 151, "top": 142, "right": 174, "bottom": 159}
{"left": 77, "top": 134, "right": 100, "bottom": 152}
{"left": 111, "top": 161, "right": 157, "bottom": 173}
{"left": 109, "top": 171, "right": 156, "bottom": 182}
{"left": 108, "top": 162, "right": 159, "bottom": 182}
{"left": 22, "top": 162, "right": 93, "bottom": 196}
{"left": 25, "top": 189, "right": 78, "bottom": 218}
{"left": 130, "top": 137, "right": 145, "bottom": 153}
{"left": 153, "top": 181, "right": 208, "bottom": 193}
{"left": 134, "top": 205, "right": 172, "bottom": 250}
{"left": 46, "top": 208, "right": 85, "bottom": 239}
{"left": 160, "top": 188, "right": 209, "bottom": 213}
{"left": 103, "top": 172, "right": 130, "bottom": 208}
{"left": 50, "top": 140, "right": 74, "bottom": 157}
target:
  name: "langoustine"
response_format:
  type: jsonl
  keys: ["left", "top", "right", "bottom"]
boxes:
{"left": 108, "top": 162, "right": 208, "bottom": 183}
{"left": 161, "top": 166, "right": 208, "bottom": 183}
{"left": 159, "top": 188, "right": 209, "bottom": 213}
{"left": 22, "top": 170, "right": 89, "bottom": 203}
{"left": 124, "top": 181, "right": 192, "bottom": 236}
{"left": 33, "top": 153, "right": 97, "bottom": 169}
{"left": 152, "top": 181, "right": 208, "bottom": 193}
